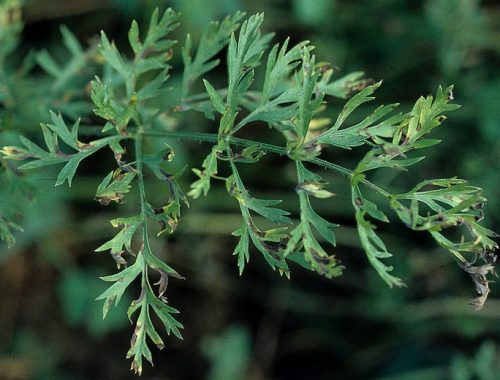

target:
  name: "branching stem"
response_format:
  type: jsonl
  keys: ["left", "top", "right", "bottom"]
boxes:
{"left": 143, "top": 130, "right": 393, "bottom": 200}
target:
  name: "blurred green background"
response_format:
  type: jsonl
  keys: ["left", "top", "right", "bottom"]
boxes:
{"left": 1, "top": 0, "right": 500, "bottom": 379}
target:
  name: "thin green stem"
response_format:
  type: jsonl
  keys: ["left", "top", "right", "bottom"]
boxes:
{"left": 135, "top": 134, "right": 147, "bottom": 215}
{"left": 142, "top": 130, "right": 393, "bottom": 199}
{"left": 226, "top": 146, "right": 252, "bottom": 226}
{"left": 134, "top": 133, "right": 150, "bottom": 288}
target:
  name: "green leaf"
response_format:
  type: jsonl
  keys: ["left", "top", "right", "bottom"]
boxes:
{"left": 234, "top": 89, "right": 298, "bottom": 132}
{"left": 142, "top": 245, "right": 183, "bottom": 280}
{"left": 352, "top": 185, "right": 389, "bottom": 223}
{"left": 403, "top": 85, "right": 460, "bottom": 145}
{"left": 227, "top": 158, "right": 290, "bottom": 274}
{"left": 137, "top": 70, "right": 170, "bottom": 101}
{"left": 17, "top": 156, "right": 67, "bottom": 170}
{"left": 60, "top": 25, "right": 83, "bottom": 56}
{"left": 332, "top": 81, "right": 382, "bottom": 132}
{"left": 99, "top": 31, "right": 131, "bottom": 87}
{"left": 126, "top": 287, "right": 183, "bottom": 375}
{"left": 46, "top": 110, "right": 78, "bottom": 150}
{"left": 218, "top": 108, "right": 239, "bottom": 135}
{"left": 226, "top": 13, "right": 268, "bottom": 110}
{"left": 314, "top": 103, "right": 399, "bottom": 149}
{"left": 232, "top": 224, "right": 254, "bottom": 274}
{"left": 14, "top": 129, "right": 116, "bottom": 181}
{"left": 203, "top": 79, "right": 226, "bottom": 114}
{"left": 392, "top": 178, "right": 485, "bottom": 231}
{"left": 148, "top": 289, "right": 183, "bottom": 338}
{"left": 91, "top": 77, "right": 118, "bottom": 121}
{"left": 340, "top": 103, "right": 399, "bottom": 136}
{"left": 355, "top": 210, "right": 405, "bottom": 288}
{"left": 147, "top": 170, "right": 189, "bottom": 237}
{"left": 352, "top": 185, "right": 405, "bottom": 288}
{"left": 96, "top": 254, "right": 143, "bottom": 318}
{"left": 357, "top": 148, "right": 425, "bottom": 172}
{"left": 126, "top": 307, "right": 152, "bottom": 375}
{"left": 128, "top": 20, "right": 142, "bottom": 54}
{"left": 410, "top": 138, "right": 442, "bottom": 149}
{"left": 470, "top": 222, "right": 499, "bottom": 250}
{"left": 55, "top": 155, "right": 84, "bottom": 187}
{"left": 142, "top": 143, "right": 175, "bottom": 179}
{"left": 188, "top": 144, "right": 220, "bottom": 198}
{"left": 247, "top": 226, "right": 290, "bottom": 274}
{"left": 318, "top": 71, "right": 365, "bottom": 99}
{"left": 362, "top": 198, "right": 389, "bottom": 223}
{"left": 141, "top": 8, "right": 179, "bottom": 54}
{"left": 35, "top": 24, "right": 95, "bottom": 93}
{"left": 19, "top": 136, "right": 48, "bottom": 158}
{"left": 95, "top": 169, "right": 136, "bottom": 205}
{"left": 296, "top": 49, "right": 323, "bottom": 141}
{"left": 36, "top": 50, "right": 60, "bottom": 77}
{"left": 285, "top": 162, "right": 342, "bottom": 278}
{"left": 41, "top": 124, "right": 57, "bottom": 155}
{"left": 260, "top": 39, "right": 309, "bottom": 104}
{"left": 235, "top": 144, "right": 266, "bottom": 164}
{"left": 364, "top": 112, "right": 406, "bottom": 140}
{"left": 388, "top": 177, "right": 499, "bottom": 306}
{"left": 227, "top": 169, "right": 291, "bottom": 225}
{"left": 95, "top": 215, "right": 142, "bottom": 255}
{"left": 247, "top": 197, "right": 291, "bottom": 224}
{"left": 317, "top": 129, "right": 367, "bottom": 149}
{"left": 125, "top": 8, "right": 178, "bottom": 83}
{"left": 182, "top": 12, "right": 244, "bottom": 98}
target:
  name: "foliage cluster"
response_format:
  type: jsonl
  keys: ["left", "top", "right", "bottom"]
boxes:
{"left": 1, "top": 2, "right": 498, "bottom": 375}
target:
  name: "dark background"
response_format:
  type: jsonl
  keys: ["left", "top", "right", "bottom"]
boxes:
{"left": 1, "top": 0, "right": 500, "bottom": 379}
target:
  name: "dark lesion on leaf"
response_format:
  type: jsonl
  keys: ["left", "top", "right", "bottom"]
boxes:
{"left": 130, "top": 286, "right": 147, "bottom": 310}
{"left": 111, "top": 251, "right": 127, "bottom": 268}
{"left": 113, "top": 147, "right": 136, "bottom": 174}
{"left": 461, "top": 248, "right": 498, "bottom": 310}
{"left": 261, "top": 239, "right": 287, "bottom": 259}
{"left": 310, "top": 249, "right": 340, "bottom": 277}
{"left": 95, "top": 168, "right": 136, "bottom": 205}
{"left": 153, "top": 268, "right": 185, "bottom": 303}
{"left": 345, "top": 78, "right": 376, "bottom": 97}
